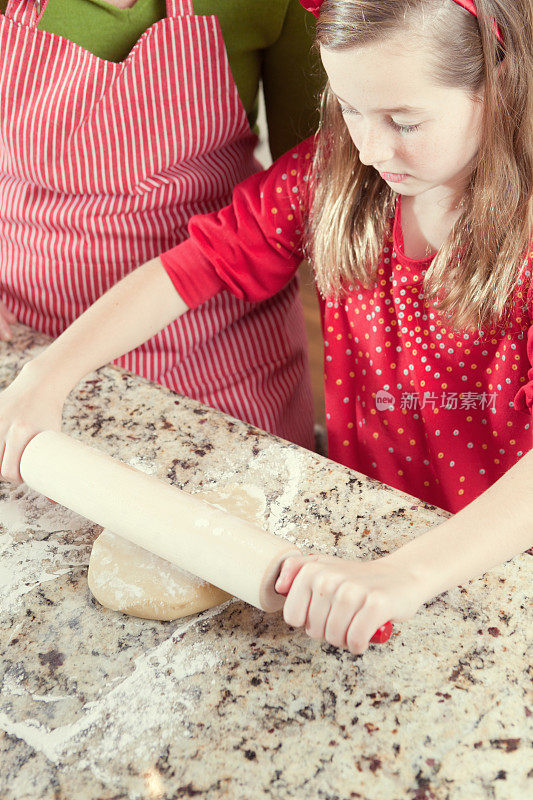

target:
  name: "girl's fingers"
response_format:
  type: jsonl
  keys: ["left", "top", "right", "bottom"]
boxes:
{"left": 345, "top": 593, "right": 390, "bottom": 655}
{"left": 275, "top": 553, "right": 318, "bottom": 595}
{"left": 324, "top": 583, "right": 366, "bottom": 649}
{"left": 1, "top": 430, "right": 34, "bottom": 484}
{"left": 283, "top": 583, "right": 312, "bottom": 629}
{"left": 282, "top": 560, "right": 323, "bottom": 628}
{"left": 280, "top": 558, "right": 397, "bottom": 654}
{"left": 304, "top": 572, "right": 343, "bottom": 640}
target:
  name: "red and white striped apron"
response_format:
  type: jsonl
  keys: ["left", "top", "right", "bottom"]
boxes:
{"left": 0, "top": 0, "right": 314, "bottom": 448}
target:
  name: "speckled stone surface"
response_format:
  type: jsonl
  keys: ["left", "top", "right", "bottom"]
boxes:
{"left": 0, "top": 324, "right": 531, "bottom": 800}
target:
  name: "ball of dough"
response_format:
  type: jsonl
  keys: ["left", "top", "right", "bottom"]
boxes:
{"left": 88, "top": 529, "right": 231, "bottom": 620}
{"left": 87, "top": 485, "right": 266, "bottom": 621}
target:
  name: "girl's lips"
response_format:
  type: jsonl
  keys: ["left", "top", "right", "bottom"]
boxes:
{"left": 379, "top": 171, "right": 410, "bottom": 183}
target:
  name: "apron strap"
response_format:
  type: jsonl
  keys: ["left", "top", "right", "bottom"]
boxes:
{"left": 166, "top": 0, "right": 193, "bottom": 17}
{"left": 4, "top": 0, "right": 49, "bottom": 25}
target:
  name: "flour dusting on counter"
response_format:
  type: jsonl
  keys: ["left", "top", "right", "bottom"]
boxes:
{"left": 0, "top": 531, "right": 88, "bottom": 616}
{"left": 261, "top": 446, "right": 307, "bottom": 537}
{"left": 126, "top": 456, "right": 157, "bottom": 475}
{"left": 200, "top": 444, "right": 305, "bottom": 537}
{"left": 0, "top": 603, "right": 231, "bottom": 773}
{"left": 0, "top": 498, "right": 29, "bottom": 533}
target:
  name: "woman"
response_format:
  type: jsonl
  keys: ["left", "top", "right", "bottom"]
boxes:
{"left": 0, "top": 0, "right": 323, "bottom": 447}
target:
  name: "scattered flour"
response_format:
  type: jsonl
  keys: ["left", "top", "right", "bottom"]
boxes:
{"left": 197, "top": 443, "right": 305, "bottom": 540}
{"left": 0, "top": 498, "right": 29, "bottom": 533}
{"left": 0, "top": 531, "right": 86, "bottom": 616}
{"left": 0, "top": 601, "right": 234, "bottom": 776}
{"left": 258, "top": 446, "right": 307, "bottom": 538}
{"left": 0, "top": 488, "right": 94, "bottom": 616}
{"left": 0, "top": 444, "right": 313, "bottom": 787}
{"left": 126, "top": 456, "right": 157, "bottom": 476}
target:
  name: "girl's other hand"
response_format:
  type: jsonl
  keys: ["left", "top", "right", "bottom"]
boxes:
{"left": 276, "top": 553, "right": 424, "bottom": 655}
{"left": 0, "top": 362, "right": 65, "bottom": 484}
{"left": 0, "top": 301, "right": 17, "bottom": 340}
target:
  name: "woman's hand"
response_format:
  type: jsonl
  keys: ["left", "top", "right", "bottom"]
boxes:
{"left": 0, "top": 362, "right": 65, "bottom": 484}
{"left": 276, "top": 553, "right": 426, "bottom": 655}
{"left": 0, "top": 300, "right": 17, "bottom": 341}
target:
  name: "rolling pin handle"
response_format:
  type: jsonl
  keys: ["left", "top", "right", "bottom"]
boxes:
{"left": 370, "top": 621, "right": 393, "bottom": 643}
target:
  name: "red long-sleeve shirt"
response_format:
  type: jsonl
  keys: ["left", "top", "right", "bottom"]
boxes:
{"left": 161, "top": 139, "right": 533, "bottom": 513}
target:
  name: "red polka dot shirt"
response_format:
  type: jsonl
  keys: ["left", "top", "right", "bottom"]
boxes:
{"left": 161, "top": 139, "right": 533, "bottom": 513}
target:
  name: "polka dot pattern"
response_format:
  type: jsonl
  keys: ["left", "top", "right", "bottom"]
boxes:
{"left": 174, "top": 139, "right": 533, "bottom": 514}
{"left": 324, "top": 210, "right": 533, "bottom": 512}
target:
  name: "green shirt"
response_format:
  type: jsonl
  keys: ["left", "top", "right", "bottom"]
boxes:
{"left": 0, "top": 0, "right": 323, "bottom": 159}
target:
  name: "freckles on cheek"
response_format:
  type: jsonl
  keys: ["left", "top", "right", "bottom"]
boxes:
{"left": 397, "top": 141, "right": 422, "bottom": 170}
{"left": 422, "top": 119, "right": 468, "bottom": 170}
{"left": 407, "top": 137, "right": 441, "bottom": 173}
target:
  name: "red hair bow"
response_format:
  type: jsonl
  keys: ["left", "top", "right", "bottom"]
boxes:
{"left": 299, "top": 0, "right": 322, "bottom": 17}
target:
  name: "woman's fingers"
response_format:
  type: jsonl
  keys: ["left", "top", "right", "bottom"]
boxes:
{"left": 0, "top": 302, "right": 17, "bottom": 339}
{"left": 0, "top": 362, "right": 66, "bottom": 485}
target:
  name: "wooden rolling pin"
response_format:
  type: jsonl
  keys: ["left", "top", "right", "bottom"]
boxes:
{"left": 19, "top": 431, "right": 392, "bottom": 640}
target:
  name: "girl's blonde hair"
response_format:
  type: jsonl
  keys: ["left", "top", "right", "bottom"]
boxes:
{"left": 309, "top": 0, "right": 533, "bottom": 329}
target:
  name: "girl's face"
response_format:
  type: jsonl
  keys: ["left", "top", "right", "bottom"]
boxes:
{"left": 320, "top": 35, "right": 484, "bottom": 206}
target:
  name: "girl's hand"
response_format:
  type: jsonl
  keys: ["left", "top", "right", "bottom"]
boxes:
{"left": 276, "top": 553, "right": 425, "bottom": 655}
{"left": 0, "top": 363, "right": 65, "bottom": 484}
{"left": 0, "top": 301, "right": 17, "bottom": 341}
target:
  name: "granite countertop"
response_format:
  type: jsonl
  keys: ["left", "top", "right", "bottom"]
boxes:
{"left": 0, "top": 325, "right": 530, "bottom": 800}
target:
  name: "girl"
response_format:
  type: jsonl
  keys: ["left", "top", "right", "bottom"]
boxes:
{"left": 0, "top": 0, "right": 531, "bottom": 654}
{"left": 0, "top": 0, "right": 324, "bottom": 451}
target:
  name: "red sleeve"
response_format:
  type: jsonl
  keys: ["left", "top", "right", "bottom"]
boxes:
{"left": 513, "top": 245, "right": 533, "bottom": 415}
{"left": 159, "top": 138, "right": 315, "bottom": 309}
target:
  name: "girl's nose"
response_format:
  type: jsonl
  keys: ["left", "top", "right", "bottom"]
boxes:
{"left": 355, "top": 125, "right": 395, "bottom": 167}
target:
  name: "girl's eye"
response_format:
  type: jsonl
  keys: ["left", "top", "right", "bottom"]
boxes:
{"left": 390, "top": 120, "right": 421, "bottom": 134}
{"left": 339, "top": 104, "right": 422, "bottom": 133}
